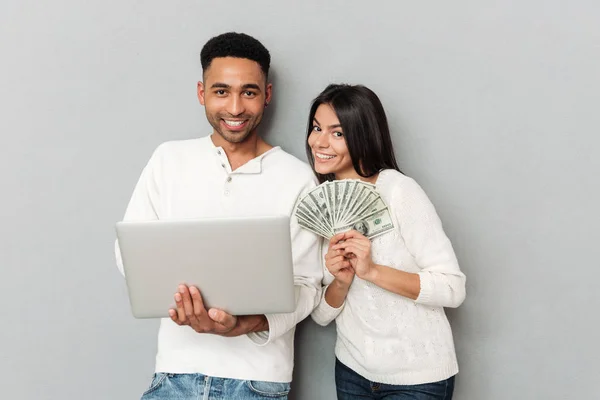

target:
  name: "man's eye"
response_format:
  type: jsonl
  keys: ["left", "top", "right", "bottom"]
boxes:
{"left": 312, "top": 126, "right": 321, "bottom": 132}
{"left": 216, "top": 90, "right": 226, "bottom": 95}
{"left": 244, "top": 91, "right": 256, "bottom": 97}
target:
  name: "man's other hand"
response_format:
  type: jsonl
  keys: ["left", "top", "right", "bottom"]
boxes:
{"left": 169, "top": 284, "right": 238, "bottom": 336}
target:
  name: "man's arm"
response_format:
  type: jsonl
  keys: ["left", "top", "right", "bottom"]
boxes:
{"left": 168, "top": 181, "right": 323, "bottom": 341}
{"left": 246, "top": 188, "right": 323, "bottom": 345}
{"left": 115, "top": 145, "right": 164, "bottom": 275}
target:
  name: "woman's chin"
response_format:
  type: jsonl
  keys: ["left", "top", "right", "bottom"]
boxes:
{"left": 315, "top": 167, "right": 333, "bottom": 176}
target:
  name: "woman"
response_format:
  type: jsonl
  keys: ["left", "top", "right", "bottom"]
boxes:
{"left": 308, "top": 84, "right": 466, "bottom": 400}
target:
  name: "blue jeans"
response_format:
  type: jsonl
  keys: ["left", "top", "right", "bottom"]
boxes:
{"left": 140, "top": 373, "right": 291, "bottom": 400}
{"left": 335, "top": 359, "right": 455, "bottom": 400}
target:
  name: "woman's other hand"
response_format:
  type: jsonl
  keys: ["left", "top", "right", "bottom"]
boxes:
{"left": 325, "top": 233, "right": 355, "bottom": 287}
{"left": 332, "top": 230, "right": 376, "bottom": 281}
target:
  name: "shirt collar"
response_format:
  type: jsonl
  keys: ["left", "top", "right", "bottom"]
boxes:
{"left": 209, "top": 138, "right": 280, "bottom": 174}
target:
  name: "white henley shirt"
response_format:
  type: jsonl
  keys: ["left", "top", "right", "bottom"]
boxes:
{"left": 115, "top": 135, "right": 323, "bottom": 383}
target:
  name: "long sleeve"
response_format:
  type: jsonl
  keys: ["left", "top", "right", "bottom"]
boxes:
{"left": 394, "top": 177, "right": 466, "bottom": 308}
{"left": 310, "top": 259, "right": 345, "bottom": 326}
{"left": 115, "top": 145, "right": 163, "bottom": 275}
{"left": 247, "top": 188, "right": 323, "bottom": 345}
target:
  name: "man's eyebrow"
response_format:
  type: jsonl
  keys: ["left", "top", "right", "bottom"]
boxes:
{"left": 241, "top": 83, "right": 262, "bottom": 91}
{"left": 210, "top": 82, "right": 231, "bottom": 89}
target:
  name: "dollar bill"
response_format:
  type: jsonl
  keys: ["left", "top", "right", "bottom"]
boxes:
{"left": 296, "top": 214, "right": 332, "bottom": 238}
{"left": 337, "top": 180, "right": 358, "bottom": 225}
{"left": 306, "top": 187, "right": 334, "bottom": 229}
{"left": 295, "top": 179, "right": 394, "bottom": 240}
{"left": 295, "top": 206, "right": 321, "bottom": 227}
{"left": 347, "top": 190, "right": 376, "bottom": 222}
{"left": 332, "top": 180, "right": 347, "bottom": 225}
{"left": 296, "top": 200, "right": 333, "bottom": 236}
{"left": 332, "top": 207, "right": 394, "bottom": 239}
{"left": 342, "top": 184, "right": 370, "bottom": 225}
{"left": 323, "top": 182, "right": 336, "bottom": 224}
{"left": 344, "top": 196, "right": 388, "bottom": 226}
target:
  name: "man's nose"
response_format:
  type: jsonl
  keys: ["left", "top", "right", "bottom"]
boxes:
{"left": 227, "top": 96, "right": 245, "bottom": 116}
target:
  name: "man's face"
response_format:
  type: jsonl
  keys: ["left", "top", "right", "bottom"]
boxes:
{"left": 198, "top": 57, "right": 272, "bottom": 144}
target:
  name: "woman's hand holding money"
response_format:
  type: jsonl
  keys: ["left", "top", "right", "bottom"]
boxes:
{"left": 323, "top": 233, "right": 355, "bottom": 308}
{"left": 331, "top": 230, "right": 377, "bottom": 282}
{"left": 333, "top": 230, "right": 422, "bottom": 301}
{"left": 325, "top": 233, "right": 355, "bottom": 287}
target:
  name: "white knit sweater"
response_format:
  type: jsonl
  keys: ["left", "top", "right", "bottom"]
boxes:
{"left": 311, "top": 169, "right": 466, "bottom": 385}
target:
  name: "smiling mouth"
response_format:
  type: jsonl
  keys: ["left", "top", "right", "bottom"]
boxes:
{"left": 315, "top": 152, "right": 336, "bottom": 160}
{"left": 222, "top": 119, "right": 248, "bottom": 128}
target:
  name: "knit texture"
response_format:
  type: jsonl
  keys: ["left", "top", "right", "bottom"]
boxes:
{"left": 311, "top": 169, "right": 466, "bottom": 385}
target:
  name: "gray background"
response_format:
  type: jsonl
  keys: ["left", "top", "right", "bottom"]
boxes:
{"left": 2, "top": 1, "right": 599, "bottom": 399}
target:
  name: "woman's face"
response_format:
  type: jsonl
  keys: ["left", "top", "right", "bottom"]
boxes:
{"left": 308, "top": 103, "right": 358, "bottom": 180}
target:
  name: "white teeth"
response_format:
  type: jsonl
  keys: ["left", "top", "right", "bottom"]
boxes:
{"left": 224, "top": 120, "right": 245, "bottom": 126}
{"left": 315, "top": 153, "right": 335, "bottom": 160}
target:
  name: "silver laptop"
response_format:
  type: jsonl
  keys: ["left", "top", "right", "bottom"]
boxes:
{"left": 115, "top": 215, "right": 295, "bottom": 318}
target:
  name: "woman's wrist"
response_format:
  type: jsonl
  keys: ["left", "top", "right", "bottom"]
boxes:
{"left": 360, "top": 263, "right": 380, "bottom": 283}
{"left": 324, "top": 279, "right": 350, "bottom": 308}
{"left": 332, "top": 278, "right": 352, "bottom": 291}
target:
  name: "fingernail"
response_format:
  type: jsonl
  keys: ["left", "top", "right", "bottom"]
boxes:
{"left": 179, "top": 286, "right": 185, "bottom": 294}
{"left": 175, "top": 293, "right": 181, "bottom": 302}
{"left": 208, "top": 309, "right": 218, "bottom": 319}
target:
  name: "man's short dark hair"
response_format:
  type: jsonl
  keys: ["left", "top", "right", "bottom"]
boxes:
{"left": 200, "top": 32, "right": 271, "bottom": 78}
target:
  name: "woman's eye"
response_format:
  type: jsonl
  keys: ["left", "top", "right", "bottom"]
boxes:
{"left": 332, "top": 131, "right": 344, "bottom": 137}
{"left": 312, "top": 126, "right": 321, "bottom": 132}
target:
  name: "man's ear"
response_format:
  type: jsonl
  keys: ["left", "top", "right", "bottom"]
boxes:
{"left": 264, "top": 82, "right": 273, "bottom": 107}
{"left": 197, "top": 81, "right": 206, "bottom": 106}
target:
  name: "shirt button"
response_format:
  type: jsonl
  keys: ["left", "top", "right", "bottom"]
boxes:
{"left": 226, "top": 177, "right": 232, "bottom": 182}
{"left": 221, "top": 163, "right": 226, "bottom": 168}
{"left": 224, "top": 190, "right": 230, "bottom": 196}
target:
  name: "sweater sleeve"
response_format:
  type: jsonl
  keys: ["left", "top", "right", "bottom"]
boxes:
{"left": 393, "top": 177, "right": 466, "bottom": 308}
{"left": 310, "top": 258, "right": 346, "bottom": 326}
{"left": 115, "top": 144, "right": 164, "bottom": 276}
{"left": 247, "top": 182, "right": 323, "bottom": 345}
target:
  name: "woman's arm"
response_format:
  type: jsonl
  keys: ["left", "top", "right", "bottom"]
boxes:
{"left": 361, "top": 264, "right": 421, "bottom": 300}
{"left": 333, "top": 176, "right": 466, "bottom": 308}
{"left": 324, "top": 278, "right": 352, "bottom": 307}
{"left": 311, "top": 234, "right": 355, "bottom": 326}
{"left": 331, "top": 232, "right": 421, "bottom": 300}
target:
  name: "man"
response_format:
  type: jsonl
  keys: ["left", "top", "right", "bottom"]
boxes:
{"left": 115, "top": 32, "right": 322, "bottom": 399}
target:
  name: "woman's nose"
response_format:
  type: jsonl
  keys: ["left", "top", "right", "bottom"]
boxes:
{"left": 314, "top": 132, "right": 329, "bottom": 148}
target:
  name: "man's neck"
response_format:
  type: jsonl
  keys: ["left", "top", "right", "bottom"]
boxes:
{"left": 210, "top": 132, "right": 273, "bottom": 171}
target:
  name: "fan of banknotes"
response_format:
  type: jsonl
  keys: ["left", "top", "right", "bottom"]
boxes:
{"left": 294, "top": 180, "right": 395, "bottom": 239}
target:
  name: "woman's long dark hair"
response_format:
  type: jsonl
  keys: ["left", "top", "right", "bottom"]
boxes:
{"left": 305, "top": 84, "right": 402, "bottom": 183}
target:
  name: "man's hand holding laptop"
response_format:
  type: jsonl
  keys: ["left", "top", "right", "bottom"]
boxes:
{"left": 168, "top": 284, "right": 269, "bottom": 337}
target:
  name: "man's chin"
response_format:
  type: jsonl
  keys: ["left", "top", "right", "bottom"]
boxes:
{"left": 215, "top": 129, "right": 251, "bottom": 144}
